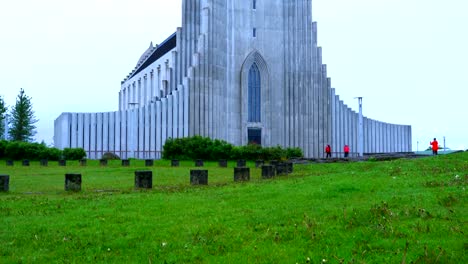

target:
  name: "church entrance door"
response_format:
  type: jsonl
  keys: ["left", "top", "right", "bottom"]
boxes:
{"left": 248, "top": 128, "right": 262, "bottom": 145}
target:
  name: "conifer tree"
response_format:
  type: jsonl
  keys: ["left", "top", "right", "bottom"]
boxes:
{"left": 0, "top": 96, "right": 7, "bottom": 139}
{"left": 9, "top": 88, "right": 38, "bottom": 142}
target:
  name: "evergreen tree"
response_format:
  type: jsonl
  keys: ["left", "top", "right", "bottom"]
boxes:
{"left": 9, "top": 88, "right": 38, "bottom": 142}
{"left": 0, "top": 96, "right": 7, "bottom": 139}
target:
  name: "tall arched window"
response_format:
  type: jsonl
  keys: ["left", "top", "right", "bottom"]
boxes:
{"left": 248, "top": 63, "right": 261, "bottom": 122}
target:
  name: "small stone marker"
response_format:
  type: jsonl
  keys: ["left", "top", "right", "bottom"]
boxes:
{"left": 237, "top": 159, "right": 246, "bottom": 167}
{"left": 234, "top": 167, "right": 250, "bottom": 182}
{"left": 190, "top": 170, "right": 208, "bottom": 185}
{"left": 6, "top": 160, "right": 13, "bottom": 166}
{"left": 171, "top": 159, "right": 180, "bottom": 167}
{"left": 255, "top": 160, "right": 264, "bottom": 168}
{"left": 135, "top": 171, "right": 152, "bottom": 189}
{"left": 218, "top": 159, "right": 228, "bottom": 168}
{"left": 145, "top": 159, "right": 154, "bottom": 167}
{"left": 59, "top": 160, "right": 66, "bottom": 166}
{"left": 261, "top": 165, "right": 276, "bottom": 179}
{"left": 122, "top": 159, "right": 130, "bottom": 167}
{"left": 80, "top": 159, "right": 87, "bottom": 166}
{"left": 0, "top": 175, "right": 9, "bottom": 192}
{"left": 65, "top": 174, "right": 82, "bottom": 191}
{"left": 40, "top": 159, "right": 48, "bottom": 166}
{"left": 22, "top": 159, "right": 30, "bottom": 166}
{"left": 195, "top": 159, "right": 204, "bottom": 167}
{"left": 100, "top": 159, "right": 108, "bottom": 166}
{"left": 276, "top": 162, "right": 287, "bottom": 175}
{"left": 285, "top": 161, "right": 293, "bottom": 174}
{"left": 270, "top": 160, "right": 279, "bottom": 167}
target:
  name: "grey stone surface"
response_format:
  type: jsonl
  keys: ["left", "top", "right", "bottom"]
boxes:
{"left": 65, "top": 174, "right": 81, "bottom": 191}
{"left": 122, "top": 159, "right": 130, "bottom": 167}
{"left": 22, "top": 160, "right": 30, "bottom": 166}
{"left": 234, "top": 167, "right": 250, "bottom": 182}
{"left": 0, "top": 175, "right": 9, "bottom": 192}
{"left": 100, "top": 159, "right": 108, "bottom": 166}
{"left": 59, "top": 160, "right": 66, "bottom": 166}
{"left": 190, "top": 170, "right": 208, "bottom": 185}
{"left": 80, "top": 159, "right": 87, "bottom": 166}
{"left": 255, "top": 160, "right": 264, "bottom": 168}
{"left": 195, "top": 159, "right": 203, "bottom": 167}
{"left": 40, "top": 159, "right": 48, "bottom": 166}
{"left": 6, "top": 160, "right": 13, "bottom": 166}
{"left": 135, "top": 170, "right": 153, "bottom": 189}
{"left": 237, "top": 160, "right": 246, "bottom": 168}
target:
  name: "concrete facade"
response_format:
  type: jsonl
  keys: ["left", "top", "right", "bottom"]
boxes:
{"left": 54, "top": 0, "right": 412, "bottom": 159}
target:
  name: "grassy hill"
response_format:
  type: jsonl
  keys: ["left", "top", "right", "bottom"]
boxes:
{"left": 1, "top": 153, "right": 467, "bottom": 263}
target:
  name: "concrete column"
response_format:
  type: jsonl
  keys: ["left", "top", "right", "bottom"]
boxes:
{"left": 71, "top": 113, "right": 78, "bottom": 148}
{"left": 150, "top": 103, "right": 156, "bottom": 159}
{"left": 156, "top": 101, "right": 162, "bottom": 154}
{"left": 96, "top": 113, "right": 103, "bottom": 158}
{"left": 173, "top": 91, "right": 179, "bottom": 138}
{"left": 115, "top": 111, "right": 121, "bottom": 158}
{"left": 84, "top": 113, "right": 90, "bottom": 158}
{"left": 138, "top": 107, "right": 144, "bottom": 159}
{"left": 103, "top": 112, "right": 109, "bottom": 153}
{"left": 77, "top": 114, "right": 84, "bottom": 148}
{"left": 90, "top": 113, "right": 97, "bottom": 159}
{"left": 167, "top": 95, "right": 173, "bottom": 139}
{"left": 161, "top": 99, "right": 167, "bottom": 151}
{"left": 109, "top": 112, "right": 115, "bottom": 153}
{"left": 121, "top": 111, "right": 127, "bottom": 159}
{"left": 144, "top": 106, "right": 150, "bottom": 159}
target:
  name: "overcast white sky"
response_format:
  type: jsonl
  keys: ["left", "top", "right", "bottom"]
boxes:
{"left": 0, "top": 0, "right": 466, "bottom": 150}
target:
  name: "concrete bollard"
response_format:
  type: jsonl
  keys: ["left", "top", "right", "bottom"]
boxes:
{"left": 145, "top": 159, "right": 154, "bottom": 167}
{"left": 40, "top": 159, "right": 48, "bottom": 167}
{"left": 59, "top": 160, "right": 66, "bottom": 166}
{"left": 234, "top": 167, "right": 250, "bottom": 182}
{"left": 276, "top": 162, "right": 287, "bottom": 175}
{"left": 255, "top": 160, "right": 264, "bottom": 168}
{"left": 261, "top": 165, "right": 276, "bottom": 179}
{"left": 285, "top": 161, "right": 294, "bottom": 174}
{"left": 6, "top": 160, "right": 13, "bottom": 166}
{"left": 22, "top": 160, "right": 30, "bottom": 166}
{"left": 0, "top": 175, "right": 9, "bottom": 192}
{"left": 100, "top": 159, "right": 108, "bottom": 166}
{"left": 135, "top": 171, "right": 153, "bottom": 189}
{"left": 65, "top": 174, "right": 82, "bottom": 191}
{"left": 80, "top": 159, "right": 87, "bottom": 166}
{"left": 171, "top": 159, "right": 180, "bottom": 167}
{"left": 122, "top": 159, "right": 130, "bottom": 167}
{"left": 190, "top": 170, "right": 208, "bottom": 185}
{"left": 195, "top": 159, "right": 204, "bottom": 167}
{"left": 218, "top": 159, "right": 228, "bottom": 168}
{"left": 237, "top": 159, "right": 246, "bottom": 167}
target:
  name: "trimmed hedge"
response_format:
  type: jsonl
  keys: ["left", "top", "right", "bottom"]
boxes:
{"left": 0, "top": 140, "right": 85, "bottom": 161}
{"left": 162, "top": 136, "right": 303, "bottom": 161}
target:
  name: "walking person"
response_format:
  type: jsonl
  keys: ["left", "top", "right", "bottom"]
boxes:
{"left": 344, "top": 144, "right": 350, "bottom": 158}
{"left": 430, "top": 138, "right": 439, "bottom": 155}
{"left": 325, "top": 144, "right": 332, "bottom": 158}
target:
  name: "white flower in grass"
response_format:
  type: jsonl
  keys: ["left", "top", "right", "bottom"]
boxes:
{"left": 322, "top": 259, "right": 327, "bottom": 263}
{"left": 161, "top": 242, "right": 167, "bottom": 247}
{"left": 455, "top": 175, "right": 460, "bottom": 179}
{"left": 107, "top": 248, "right": 111, "bottom": 252}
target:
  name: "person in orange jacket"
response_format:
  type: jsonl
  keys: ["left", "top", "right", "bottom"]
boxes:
{"left": 344, "top": 144, "right": 350, "bottom": 158}
{"left": 325, "top": 144, "right": 331, "bottom": 158}
{"left": 430, "top": 138, "right": 439, "bottom": 155}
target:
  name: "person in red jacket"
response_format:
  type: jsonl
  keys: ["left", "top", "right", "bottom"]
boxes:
{"left": 344, "top": 144, "right": 350, "bottom": 158}
{"left": 325, "top": 145, "right": 331, "bottom": 158}
{"left": 430, "top": 138, "right": 439, "bottom": 155}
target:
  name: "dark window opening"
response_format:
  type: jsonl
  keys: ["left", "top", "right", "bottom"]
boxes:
{"left": 248, "top": 128, "right": 262, "bottom": 145}
{"left": 248, "top": 63, "right": 261, "bottom": 122}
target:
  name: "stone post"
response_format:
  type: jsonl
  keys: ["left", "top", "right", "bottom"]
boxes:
{"left": 65, "top": 174, "right": 82, "bottom": 191}
{"left": 234, "top": 167, "right": 250, "bottom": 182}
{"left": 261, "top": 165, "right": 276, "bottom": 179}
{"left": 171, "top": 159, "right": 180, "bottom": 167}
{"left": 122, "top": 159, "right": 130, "bottom": 167}
{"left": 237, "top": 159, "right": 246, "bottom": 167}
{"left": 145, "top": 159, "right": 154, "bottom": 167}
{"left": 6, "top": 160, "right": 13, "bottom": 166}
{"left": 0, "top": 175, "right": 9, "bottom": 192}
{"left": 40, "top": 159, "right": 48, "bottom": 167}
{"left": 22, "top": 160, "right": 30, "bottom": 166}
{"left": 100, "top": 159, "right": 108, "bottom": 166}
{"left": 80, "top": 159, "right": 87, "bottom": 166}
{"left": 195, "top": 159, "right": 204, "bottom": 167}
{"left": 135, "top": 171, "right": 153, "bottom": 189}
{"left": 285, "top": 161, "right": 294, "bottom": 174}
{"left": 59, "top": 160, "right": 66, "bottom": 166}
{"left": 190, "top": 170, "right": 208, "bottom": 185}
{"left": 276, "top": 163, "right": 287, "bottom": 175}
{"left": 255, "top": 160, "right": 264, "bottom": 168}
{"left": 218, "top": 159, "right": 228, "bottom": 168}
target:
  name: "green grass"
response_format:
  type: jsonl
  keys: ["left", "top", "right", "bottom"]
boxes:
{"left": 0, "top": 154, "right": 467, "bottom": 263}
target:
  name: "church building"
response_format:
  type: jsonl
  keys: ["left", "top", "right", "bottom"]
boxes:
{"left": 54, "top": 0, "right": 412, "bottom": 159}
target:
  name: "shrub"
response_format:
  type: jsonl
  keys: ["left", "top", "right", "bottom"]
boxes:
{"left": 162, "top": 136, "right": 304, "bottom": 161}
{"left": 101, "top": 152, "right": 121, "bottom": 160}
{"left": 62, "top": 148, "right": 86, "bottom": 160}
